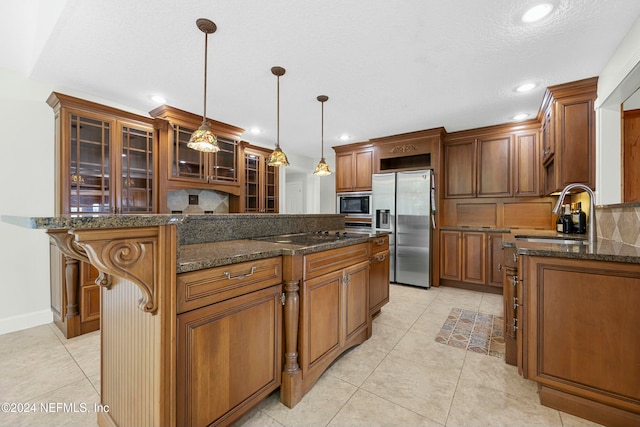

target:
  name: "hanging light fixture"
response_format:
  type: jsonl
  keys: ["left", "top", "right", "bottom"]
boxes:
{"left": 267, "top": 66, "right": 290, "bottom": 166}
{"left": 187, "top": 18, "right": 220, "bottom": 153}
{"left": 313, "top": 95, "right": 332, "bottom": 176}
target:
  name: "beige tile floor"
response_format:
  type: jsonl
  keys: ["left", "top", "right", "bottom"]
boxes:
{"left": 0, "top": 285, "right": 604, "bottom": 427}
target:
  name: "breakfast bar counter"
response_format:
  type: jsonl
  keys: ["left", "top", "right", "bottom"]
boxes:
{"left": 1, "top": 213, "right": 391, "bottom": 427}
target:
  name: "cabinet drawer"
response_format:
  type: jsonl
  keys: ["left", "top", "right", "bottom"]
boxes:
{"left": 304, "top": 243, "right": 370, "bottom": 281}
{"left": 370, "top": 235, "right": 389, "bottom": 254}
{"left": 177, "top": 257, "right": 282, "bottom": 313}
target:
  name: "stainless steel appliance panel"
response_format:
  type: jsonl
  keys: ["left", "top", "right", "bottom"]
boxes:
{"left": 372, "top": 173, "right": 396, "bottom": 282}
{"left": 395, "top": 170, "right": 431, "bottom": 287}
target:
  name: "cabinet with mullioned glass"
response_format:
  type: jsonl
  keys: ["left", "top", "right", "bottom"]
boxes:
{"left": 47, "top": 92, "right": 157, "bottom": 338}
{"left": 149, "top": 105, "right": 243, "bottom": 203}
{"left": 236, "top": 143, "right": 279, "bottom": 213}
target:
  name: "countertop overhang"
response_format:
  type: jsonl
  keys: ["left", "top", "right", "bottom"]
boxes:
{"left": 502, "top": 229, "right": 640, "bottom": 264}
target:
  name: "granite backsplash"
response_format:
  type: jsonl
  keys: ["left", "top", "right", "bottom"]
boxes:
{"left": 176, "top": 214, "right": 346, "bottom": 246}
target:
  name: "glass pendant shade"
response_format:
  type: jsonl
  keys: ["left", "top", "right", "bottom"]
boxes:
{"left": 189, "top": 18, "right": 220, "bottom": 153}
{"left": 313, "top": 158, "right": 332, "bottom": 176}
{"left": 267, "top": 66, "right": 289, "bottom": 167}
{"left": 313, "top": 95, "right": 332, "bottom": 176}
{"left": 187, "top": 122, "right": 219, "bottom": 152}
{"left": 267, "top": 146, "right": 289, "bottom": 167}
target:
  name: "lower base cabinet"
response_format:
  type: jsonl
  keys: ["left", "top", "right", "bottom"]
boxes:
{"left": 440, "top": 230, "right": 503, "bottom": 291}
{"left": 176, "top": 258, "right": 283, "bottom": 427}
{"left": 369, "top": 236, "right": 390, "bottom": 317}
{"left": 521, "top": 255, "right": 640, "bottom": 427}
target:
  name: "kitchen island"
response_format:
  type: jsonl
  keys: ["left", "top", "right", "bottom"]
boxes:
{"left": 2, "top": 213, "right": 391, "bottom": 427}
{"left": 501, "top": 231, "right": 640, "bottom": 427}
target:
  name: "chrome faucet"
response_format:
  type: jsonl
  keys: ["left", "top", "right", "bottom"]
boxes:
{"left": 552, "top": 183, "right": 597, "bottom": 245}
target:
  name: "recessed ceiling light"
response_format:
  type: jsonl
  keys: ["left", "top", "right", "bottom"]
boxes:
{"left": 513, "top": 113, "right": 529, "bottom": 121}
{"left": 522, "top": 3, "right": 553, "bottom": 23}
{"left": 516, "top": 82, "right": 536, "bottom": 92}
{"left": 338, "top": 134, "right": 351, "bottom": 141}
{"left": 150, "top": 95, "right": 166, "bottom": 104}
{"left": 249, "top": 127, "right": 262, "bottom": 135}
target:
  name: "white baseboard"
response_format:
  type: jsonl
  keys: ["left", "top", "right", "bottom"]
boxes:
{"left": 0, "top": 309, "right": 53, "bottom": 335}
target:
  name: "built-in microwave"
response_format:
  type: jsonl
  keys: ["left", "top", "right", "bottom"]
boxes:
{"left": 337, "top": 192, "right": 372, "bottom": 217}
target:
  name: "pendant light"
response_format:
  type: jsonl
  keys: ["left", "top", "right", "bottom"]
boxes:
{"left": 313, "top": 95, "right": 332, "bottom": 176}
{"left": 187, "top": 18, "right": 219, "bottom": 153}
{"left": 267, "top": 66, "right": 290, "bottom": 166}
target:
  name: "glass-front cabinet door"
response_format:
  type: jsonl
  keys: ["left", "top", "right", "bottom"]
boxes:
{"left": 171, "top": 124, "right": 208, "bottom": 182}
{"left": 170, "top": 125, "right": 238, "bottom": 184}
{"left": 68, "top": 113, "right": 113, "bottom": 213}
{"left": 263, "top": 162, "right": 277, "bottom": 213}
{"left": 244, "top": 151, "right": 260, "bottom": 212}
{"left": 120, "top": 122, "right": 155, "bottom": 213}
{"left": 242, "top": 145, "right": 279, "bottom": 213}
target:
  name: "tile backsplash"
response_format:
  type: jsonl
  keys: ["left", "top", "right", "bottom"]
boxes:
{"left": 596, "top": 204, "right": 640, "bottom": 247}
{"left": 167, "top": 189, "right": 229, "bottom": 214}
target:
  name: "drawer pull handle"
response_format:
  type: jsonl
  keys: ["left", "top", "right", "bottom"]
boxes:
{"left": 373, "top": 253, "right": 387, "bottom": 262}
{"left": 375, "top": 238, "right": 385, "bottom": 245}
{"left": 223, "top": 266, "right": 257, "bottom": 280}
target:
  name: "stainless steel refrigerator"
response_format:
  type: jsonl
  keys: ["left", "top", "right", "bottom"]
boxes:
{"left": 372, "top": 170, "right": 434, "bottom": 288}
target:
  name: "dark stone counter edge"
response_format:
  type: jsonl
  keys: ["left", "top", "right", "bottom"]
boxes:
{"left": 515, "top": 247, "right": 640, "bottom": 264}
{"left": 177, "top": 234, "right": 388, "bottom": 274}
{"left": 1, "top": 213, "right": 343, "bottom": 230}
{"left": 439, "top": 226, "right": 511, "bottom": 233}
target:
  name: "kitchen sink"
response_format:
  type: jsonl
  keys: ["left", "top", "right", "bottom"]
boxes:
{"left": 515, "top": 236, "right": 589, "bottom": 245}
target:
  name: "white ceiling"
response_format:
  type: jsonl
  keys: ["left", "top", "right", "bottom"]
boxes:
{"left": 3, "top": 0, "right": 640, "bottom": 159}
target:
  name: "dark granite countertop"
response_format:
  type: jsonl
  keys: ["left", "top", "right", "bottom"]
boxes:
{"left": 502, "top": 229, "right": 640, "bottom": 264}
{"left": 1, "top": 213, "right": 390, "bottom": 273}
{"left": 439, "top": 226, "right": 511, "bottom": 233}
{"left": 177, "top": 232, "right": 389, "bottom": 273}
{"left": 1, "top": 213, "right": 187, "bottom": 229}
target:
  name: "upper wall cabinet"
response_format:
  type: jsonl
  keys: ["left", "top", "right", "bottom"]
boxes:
{"left": 149, "top": 105, "right": 244, "bottom": 203}
{"left": 541, "top": 77, "right": 598, "bottom": 194}
{"left": 233, "top": 142, "right": 279, "bottom": 213}
{"left": 333, "top": 143, "right": 373, "bottom": 192}
{"left": 47, "top": 92, "right": 157, "bottom": 215}
{"left": 444, "top": 126, "right": 540, "bottom": 199}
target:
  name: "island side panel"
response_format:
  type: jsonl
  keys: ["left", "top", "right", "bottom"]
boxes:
{"left": 73, "top": 225, "right": 177, "bottom": 427}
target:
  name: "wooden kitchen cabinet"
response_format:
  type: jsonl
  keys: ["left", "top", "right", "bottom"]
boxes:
{"left": 461, "top": 231, "right": 486, "bottom": 284}
{"left": 486, "top": 233, "right": 503, "bottom": 288}
{"left": 439, "top": 230, "right": 505, "bottom": 290}
{"left": 444, "top": 139, "right": 476, "bottom": 198}
{"left": 47, "top": 92, "right": 157, "bottom": 338}
{"left": 521, "top": 255, "right": 640, "bottom": 426}
{"left": 513, "top": 132, "right": 540, "bottom": 196}
{"left": 541, "top": 77, "right": 597, "bottom": 194}
{"left": 502, "top": 245, "right": 518, "bottom": 366}
{"left": 238, "top": 143, "right": 279, "bottom": 213}
{"left": 369, "top": 235, "right": 390, "bottom": 317}
{"left": 299, "top": 243, "right": 371, "bottom": 391}
{"left": 444, "top": 125, "right": 540, "bottom": 199}
{"left": 176, "top": 257, "right": 283, "bottom": 427}
{"left": 334, "top": 144, "right": 373, "bottom": 192}
{"left": 477, "top": 135, "right": 512, "bottom": 197}
{"left": 149, "top": 105, "right": 243, "bottom": 201}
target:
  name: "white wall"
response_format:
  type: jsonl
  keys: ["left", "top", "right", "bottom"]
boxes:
{"left": 595, "top": 15, "right": 640, "bottom": 204}
{"left": 0, "top": 69, "right": 56, "bottom": 333}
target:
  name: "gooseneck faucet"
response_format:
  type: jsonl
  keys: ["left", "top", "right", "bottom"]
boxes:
{"left": 552, "top": 183, "right": 597, "bottom": 245}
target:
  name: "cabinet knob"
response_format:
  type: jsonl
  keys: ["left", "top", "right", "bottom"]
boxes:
{"left": 498, "top": 263, "right": 503, "bottom": 271}
{"left": 512, "top": 318, "right": 518, "bottom": 331}
{"left": 513, "top": 296, "right": 522, "bottom": 310}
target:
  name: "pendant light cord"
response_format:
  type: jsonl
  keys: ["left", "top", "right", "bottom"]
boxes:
{"left": 276, "top": 75, "right": 280, "bottom": 149}
{"left": 321, "top": 100, "right": 324, "bottom": 159}
{"left": 202, "top": 31, "right": 208, "bottom": 125}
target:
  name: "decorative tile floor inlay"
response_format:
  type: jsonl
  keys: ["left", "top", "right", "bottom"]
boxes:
{"left": 435, "top": 307, "right": 505, "bottom": 358}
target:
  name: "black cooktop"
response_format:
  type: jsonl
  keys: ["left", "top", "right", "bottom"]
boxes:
{"left": 254, "top": 231, "right": 366, "bottom": 245}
